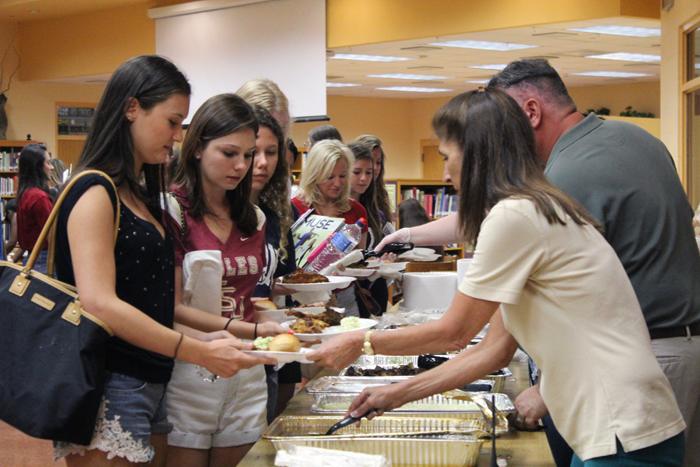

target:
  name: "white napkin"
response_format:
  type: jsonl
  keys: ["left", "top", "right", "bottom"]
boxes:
{"left": 275, "top": 445, "right": 388, "bottom": 467}
{"left": 399, "top": 247, "right": 441, "bottom": 262}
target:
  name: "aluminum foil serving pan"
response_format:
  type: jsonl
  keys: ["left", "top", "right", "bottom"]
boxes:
{"left": 306, "top": 376, "right": 494, "bottom": 394}
{"left": 310, "top": 393, "right": 514, "bottom": 418}
{"left": 264, "top": 415, "right": 483, "bottom": 467}
{"left": 339, "top": 355, "right": 512, "bottom": 393}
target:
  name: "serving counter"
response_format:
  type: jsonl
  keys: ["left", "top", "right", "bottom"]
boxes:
{"left": 239, "top": 358, "right": 555, "bottom": 466}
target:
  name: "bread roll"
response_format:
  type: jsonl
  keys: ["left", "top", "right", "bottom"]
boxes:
{"left": 254, "top": 299, "right": 277, "bottom": 311}
{"left": 268, "top": 333, "right": 301, "bottom": 352}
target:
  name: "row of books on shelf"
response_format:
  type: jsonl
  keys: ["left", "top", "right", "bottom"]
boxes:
{"left": 401, "top": 187, "right": 459, "bottom": 218}
{"left": 1, "top": 177, "right": 16, "bottom": 196}
{"left": 0, "top": 151, "right": 19, "bottom": 172}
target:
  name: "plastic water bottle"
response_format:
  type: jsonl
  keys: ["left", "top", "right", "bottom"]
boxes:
{"left": 305, "top": 218, "right": 366, "bottom": 272}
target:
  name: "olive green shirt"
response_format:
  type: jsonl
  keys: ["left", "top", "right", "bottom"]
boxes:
{"left": 545, "top": 113, "right": 700, "bottom": 330}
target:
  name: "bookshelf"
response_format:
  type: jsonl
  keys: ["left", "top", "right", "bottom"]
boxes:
{"left": 0, "top": 140, "right": 37, "bottom": 199}
{"left": 56, "top": 102, "right": 95, "bottom": 168}
{"left": 389, "top": 178, "right": 464, "bottom": 258}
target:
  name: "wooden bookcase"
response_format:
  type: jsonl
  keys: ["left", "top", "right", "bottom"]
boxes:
{"left": 389, "top": 178, "right": 464, "bottom": 258}
{"left": 0, "top": 140, "right": 42, "bottom": 199}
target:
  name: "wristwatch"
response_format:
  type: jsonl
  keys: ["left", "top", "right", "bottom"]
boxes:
{"left": 362, "top": 330, "right": 375, "bottom": 356}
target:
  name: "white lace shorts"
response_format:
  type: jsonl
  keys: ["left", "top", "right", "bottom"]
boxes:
{"left": 166, "top": 362, "right": 267, "bottom": 449}
{"left": 54, "top": 372, "right": 171, "bottom": 463}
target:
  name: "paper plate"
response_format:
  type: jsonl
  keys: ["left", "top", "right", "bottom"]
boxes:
{"left": 277, "top": 275, "right": 356, "bottom": 292}
{"left": 338, "top": 267, "right": 376, "bottom": 278}
{"left": 243, "top": 348, "right": 313, "bottom": 364}
{"left": 281, "top": 318, "right": 377, "bottom": 342}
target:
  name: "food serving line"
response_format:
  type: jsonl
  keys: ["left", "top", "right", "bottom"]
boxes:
{"left": 239, "top": 354, "right": 554, "bottom": 466}
{"left": 240, "top": 254, "right": 555, "bottom": 466}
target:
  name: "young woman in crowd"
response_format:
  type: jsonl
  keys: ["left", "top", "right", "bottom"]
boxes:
{"left": 236, "top": 79, "right": 302, "bottom": 421}
{"left": 355, "top": 134, "right": 394, "bottom": 234}
{"left": 307, "top": 124, "right": 342, "bottom": 148}
{"left": 165, "top": 94, "right": 282, "bottom": 467}
{"left": 249, "top": 106, "right": 299, "bottom": 421}
{"left": 52, "top": 56, "right": 269, "bottom": 467}
{"left": 16, "top": 143, "right": 53, "bottom": 273}
{"left": 347, "top": 141, "right": 389, "bottom": 315}
{"left": 292, "top": 139, "right": 367, "bottom": 315}
{"left": 310, "top": 89, "right": 686, "bottom": 466}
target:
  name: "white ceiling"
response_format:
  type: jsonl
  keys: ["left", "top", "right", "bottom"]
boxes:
{"left": 326, "top": 16, "right": 662, "bottom": 98}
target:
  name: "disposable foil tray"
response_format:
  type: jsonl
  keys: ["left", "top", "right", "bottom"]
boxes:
{"left": 310, "top": 392, "right": 514, "bottom": 418}
{"left": 339, "top": 355, "right": 512, "bottom": 393}
{"left": 306, "top": 376, "right": 494, "bottom": 394}
{"left": 264, "top": 416, "right": 484, "bottom": 467}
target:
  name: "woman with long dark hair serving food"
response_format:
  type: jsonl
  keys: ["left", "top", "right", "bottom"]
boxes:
{"left": 309, "top": 89, "right": 686, "bottom": 466}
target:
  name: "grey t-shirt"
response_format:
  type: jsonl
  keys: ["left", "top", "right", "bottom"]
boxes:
{"left": 545, "top": 113, "right": 700, "bottom": 330}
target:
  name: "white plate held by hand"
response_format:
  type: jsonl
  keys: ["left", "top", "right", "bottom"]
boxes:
{"left": 243, "top": 348, "right": 313, "bottom": 364}
{"left": 281, "top": 318, "right": 377, "bottom": 341}
{"left": 277, "top": 275, "right": 355, "bottom": 292}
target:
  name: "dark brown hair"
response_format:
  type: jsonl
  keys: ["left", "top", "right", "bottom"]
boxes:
{"left": 348, "top": 140, "right": 382, "bottom": 244}
{"left": 356, "top": 134, "right": 392, "bottom": 223}
{"left": 252, "top": 105, "right": 291, "bottom": 258}
{"left": 432, "top": 89, "right": 597, "bottom": 245}
{"left": 172, "top": 93, "right": 259, "bottom": 236}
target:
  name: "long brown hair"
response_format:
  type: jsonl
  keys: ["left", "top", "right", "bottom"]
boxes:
{"left": 171, "top": 93, "right": 259, "bottom": 236}
{"left": 356, "top": 134, "right": 391, "bottom": 223}
{"left": 252, "top": 105, "right": 292, "bottom": 259}
{"left": 432, "top": 89, "right": 598, "bottom": 245}
{"left": 348, "top": 140, "right": 382, "bottom": 244}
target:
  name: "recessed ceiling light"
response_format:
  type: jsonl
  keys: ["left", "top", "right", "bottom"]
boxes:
{"left": 466, "top": 79, "right": 489, "bottom": 84}
{"left": 586, "top": 52, "right": 660, "bottom": 63}
{"left": 470, "top": 64, "right": 508, "bottom": 71}
{"left": 368, "top": 73, "right": 448, "bottom": 81}
{"left": 568, "top": 25, "right": 660, "bottom": 37}
{"left": 326, "top": 82, "right": 361, "bottom": 88}
{"left": 573, "top": 71, "right": 652, "bottom": 78}
{"left": 331, "top": 53, "right": 411, "bottom": 62}
{"left": 376, "top": 86, "right": 452, "bottom": 93}
{"left": 430, "top": 40, "right": 536, "bottom": 51}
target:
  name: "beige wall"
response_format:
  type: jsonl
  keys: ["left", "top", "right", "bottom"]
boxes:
{"left": 292, "top": 81, "right": 661, "bottom": 179}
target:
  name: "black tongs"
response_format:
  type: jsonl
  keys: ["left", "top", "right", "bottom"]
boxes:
{"left": 362, "top": 242, "right": 414, "bottom": 260}
{"left": 324, "top": 409, "right": 377, "bottom": 435}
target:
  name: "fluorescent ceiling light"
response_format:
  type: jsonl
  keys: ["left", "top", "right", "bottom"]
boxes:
{"left": 466, "top": 79, "right": 489, "bottom": 84}
{"left": 326, "top": 82, "right": 361, "bottom": 87}
{"left": 568, "top": 25, "right": 660, "bottom": 37}
{"left": 331, "top": 53, "right": 411, "bottom": 62}
{"left": 430, "top": 40, "right": 536, "bottom": 51}
{"left": 368, "top": 73, "right": 447, "bottom": 80}
{"left": 573, "top": 71, "right": 651, "bottom": 78}
{"left": 470, "top": 64, "right": 507, "bottom": 70}
{"left": 586, "top": 52, "right": 660, "bottom": 63}
{"left": 376, "top": 86, "right": 452, "bottom": 93}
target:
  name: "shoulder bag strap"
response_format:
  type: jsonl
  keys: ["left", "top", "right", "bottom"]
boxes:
{"left": 30, "top": 170, "right": 120, "bottom": 276}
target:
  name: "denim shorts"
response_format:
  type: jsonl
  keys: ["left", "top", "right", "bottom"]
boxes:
{"left": 54, "top": 372, "right": 172, "bottom": 463}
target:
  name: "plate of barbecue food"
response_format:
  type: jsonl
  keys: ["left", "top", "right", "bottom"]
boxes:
{"left": 281, "top": 309, "right": 377, "bottom": 341}
{"left": 278, "top": 269, "right": 355, "bottom": 292}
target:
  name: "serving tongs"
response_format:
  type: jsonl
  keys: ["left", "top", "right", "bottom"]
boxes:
{"left": 362, "top": 242, "right": 414, "bottom": 260}
{"left": 324, "top": 410, "right": 377, "bottom": 435}
{"left": 442, "top": 389, "right": 509, "bottom": 433}
{"left": 323, "top": 410, "right": 478, "bottom": 437}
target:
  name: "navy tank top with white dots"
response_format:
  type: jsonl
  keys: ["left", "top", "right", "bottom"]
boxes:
{"left": 55, "top": 174, "right": 175, "bottom": 383}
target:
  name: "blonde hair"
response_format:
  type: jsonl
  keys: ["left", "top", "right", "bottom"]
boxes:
{"left": 298, "top": 139, "right": 354, "bottom": 213}
{"left": 236, "top": 79, "right": 290, "bottom": 134}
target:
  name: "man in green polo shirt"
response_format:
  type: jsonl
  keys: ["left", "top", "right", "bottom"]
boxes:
{"left": 488, "top": 59, "right": 700, "bottom": 467}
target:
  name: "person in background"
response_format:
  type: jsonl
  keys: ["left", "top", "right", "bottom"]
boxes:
{"left": 310, "top": 88, "right": 686, "bottom": 467}
{"left": 286, "top": 138, "right": 300, "bottom": 198}
{"left": 348, "top": 141, "right": 389, "bottom": 315}
{"left": 47, "top": 153, "right": 67, "bottom": 198}
{"left": 355, "top": 134, "right": 394, "bottom": 234}
{"left": 292, "top": 139, "right": 368, "bottom": 316}
{"left": 307, "top": 124, "right": 342, "bottom": 148}
{"left": 249, "top": 106, "right": 298, "bottom": 422}
{"left": 397, "top": 198, "right": 443, "bottom": 256}
{"left": 236, "top": 79, "right": 290, "bottom": 136}
{"left": 52, "top": 55, "right": 268, "bottom": 467}
{"left": 3, "top": 198, "right": 21, "bottom": 263}
{"left": 237, "top": 79, "right": 303, "bottom": 421}
{"left": 165, "top": 94, "right": 282, "bottom": 467}
{"left": 16, "top": 143, "right": 53, "bottom": 273}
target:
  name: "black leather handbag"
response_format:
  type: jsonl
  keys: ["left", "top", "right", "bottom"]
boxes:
{"left": 0, "top": 170, "right": 119, "bottom": 445}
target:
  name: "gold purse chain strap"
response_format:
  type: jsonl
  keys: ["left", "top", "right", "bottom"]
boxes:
{"left": 23, "top": 169, "right": 120, "bottom": 276}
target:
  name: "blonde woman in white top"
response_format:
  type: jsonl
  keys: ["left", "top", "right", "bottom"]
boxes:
{"left": 309, "top": 89, "right": 685, "bottom": 466}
